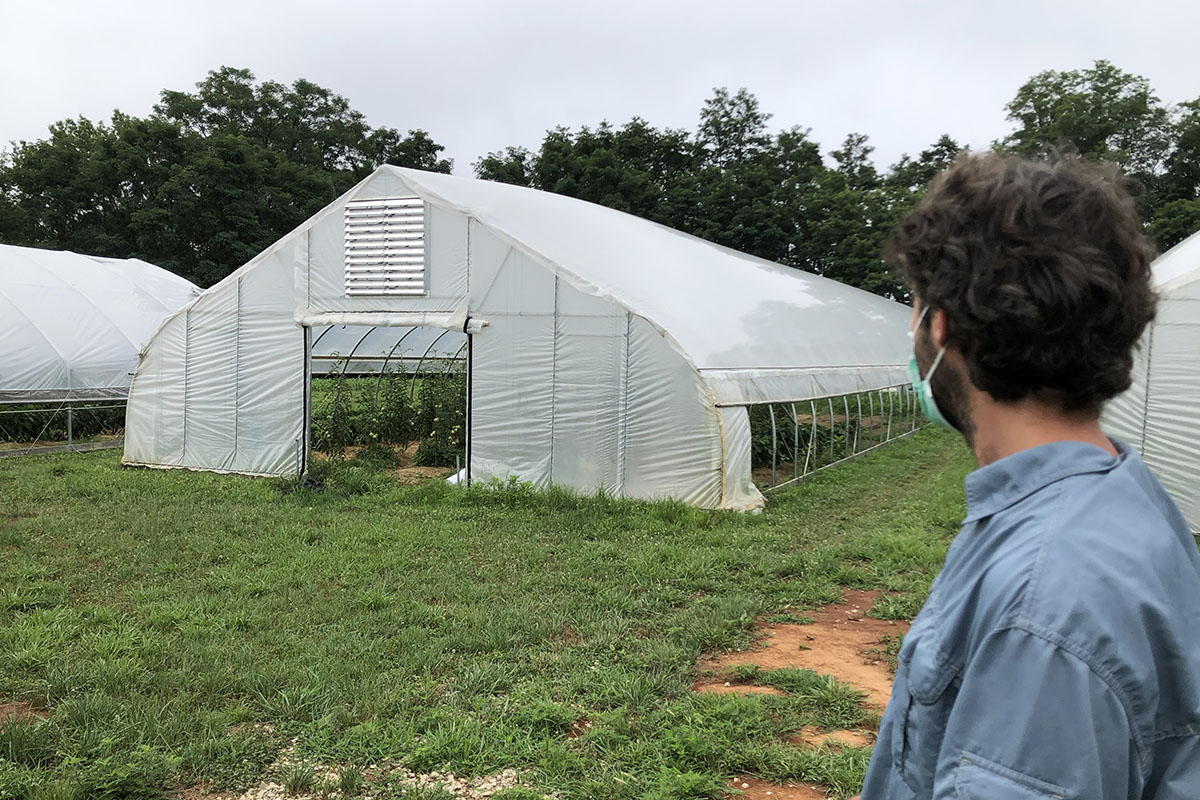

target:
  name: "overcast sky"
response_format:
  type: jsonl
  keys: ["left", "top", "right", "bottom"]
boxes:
{"left": 2, "top": 0, "right": 1197, "bottom": 174}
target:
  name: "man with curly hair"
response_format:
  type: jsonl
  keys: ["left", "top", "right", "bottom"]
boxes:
{"left": 859, "top": 154, "right": 1200, "bottom": 799}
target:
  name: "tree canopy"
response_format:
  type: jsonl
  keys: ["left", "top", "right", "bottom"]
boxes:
{"left": 474, "top": 92, "right": 959, "bottom": 300}
{"left": 999, "top": 60, "right": 1199, "bottom": 242}
{"left": 0, "top": 68, "right": 450, "bottom": 286}
{"left": 2, "top": 60, "right": 1197, "bottom": 295}
{"left": 476, "top": 61, "right": 1199, "bottom": 298}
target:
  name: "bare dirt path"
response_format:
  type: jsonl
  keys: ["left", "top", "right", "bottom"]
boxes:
{"left": 693, "top": 588, "right": 910, "bottom": 799}
{"left": 730, "top": 776, "right": 828, "bottom": 800}
{"left": 696, "top": 589, "right": 907, "bottom": 709}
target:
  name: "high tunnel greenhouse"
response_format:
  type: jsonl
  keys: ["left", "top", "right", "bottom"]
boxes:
{"left": 123, "top": 166, "right": 915, "bottom": 509}
{"left": 0, "top": 243, "right": 199, "bottom": 403}
{"left": 0, "top": 244, "right": 199, "bottom": 452}
{"left": 1104, "top": 228, "right": 1200, "bottom": 533}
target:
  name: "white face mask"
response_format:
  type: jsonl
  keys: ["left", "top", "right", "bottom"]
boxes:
{"left": 908, "top": 306, "right": 954, "bottom": 430}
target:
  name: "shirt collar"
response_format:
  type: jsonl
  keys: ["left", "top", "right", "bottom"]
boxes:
{"left": 963, "top": 439, "right": 1129, "bottom": 523}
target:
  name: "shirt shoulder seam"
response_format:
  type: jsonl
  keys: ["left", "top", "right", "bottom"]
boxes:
{"left": 1147, "top": 722, "right": 1200, "bottom": 743}
{"left": 1003, "top": 618, "right": 1151, "bottom": 773}
{"left": 964, "top": 461, "right": 1116, "bottom": 523}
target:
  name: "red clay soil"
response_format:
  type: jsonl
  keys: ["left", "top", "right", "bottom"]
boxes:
{"left": 313, "top": 443, "right": 453, "bottom": 485}
{"left": 389, "top": 442, "right": 455, "bottom": 483}
{"left": 694, "top": 682, "right": 787, "bottom": 697}
{"left": 392, "top": 465, "right": 454, "bottom": 484}
{"left": 791, "top": 726, "right": 874, "bottom": 749}
{"left": 0, "top": 701, "right": 47, "bottom": 723}
{"left": 696, "top": 589, "right": 909, "bottom": 800}
{"left": 729, "top": 776, "right": 828, "bottom": 800}
{"left": 696, "top": 589, "right": 908, "bottom": 709}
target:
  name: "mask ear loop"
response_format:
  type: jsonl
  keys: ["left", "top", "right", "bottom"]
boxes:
{"left": 910, "top": 305, "right": 930, "bottom": 339}
{"left": 910, "top": 305, "right": 945, "bottom": 380}
{"left": 924, "top": 346, "right": 947, "bottom": 381}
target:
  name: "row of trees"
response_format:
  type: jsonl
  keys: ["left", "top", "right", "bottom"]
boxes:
{"left": 475, "top": 93, "right": 961, "bottom": 299}
{"left": 1, "top": 61, "right": 1198, "bottom": 296}
{"left": 0, "top": 67, "right": 451, "bottom": 286}
{"left": 474, "top": 61, "right": 1200, "bottom": 298}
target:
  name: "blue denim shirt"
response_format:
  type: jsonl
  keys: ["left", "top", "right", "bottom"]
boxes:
{"left": 861, "top": 440, "right": 1200, "bottom": 800}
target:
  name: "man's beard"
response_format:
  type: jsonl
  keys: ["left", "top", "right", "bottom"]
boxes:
{"left": 915, "top": 332, "right": 975, "bottom": 444}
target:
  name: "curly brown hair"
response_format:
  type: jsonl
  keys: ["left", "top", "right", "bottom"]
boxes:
{"left": 888, "top": 153, "right": 1157, "bottom": 414}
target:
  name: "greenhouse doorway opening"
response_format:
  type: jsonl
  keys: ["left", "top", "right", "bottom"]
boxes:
{"left": 305, "top": 324, "right": 469, "bottom": 483}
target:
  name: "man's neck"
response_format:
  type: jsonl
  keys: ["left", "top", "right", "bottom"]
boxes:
{"left": 968, "top": 396, "right": 1118, "bottom": 467}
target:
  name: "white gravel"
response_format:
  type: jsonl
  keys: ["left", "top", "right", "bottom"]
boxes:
{"left": 216, "top": 737, "right": 542, "bottom": 800}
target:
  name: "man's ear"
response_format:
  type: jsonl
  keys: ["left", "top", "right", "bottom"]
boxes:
{"left": 930, "top": 308, "right": 950, "bottom": 349}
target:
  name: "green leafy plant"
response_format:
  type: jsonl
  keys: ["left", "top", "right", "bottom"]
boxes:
{"left": 338, "top": 766, "right": 364, "bottom": 795}
{"left": 281, "top": 761, "right": 317, "bottom": 795}
{"left": 414, "top": 365, "right": 466, "bottom": 467}
{"left": 724, "top": 663, "right": 762, "bottom": 683}
{"left": 0, "top": 718, "right": 59, "bottom": 767}
{"left": 311, "top": 359, "right": 358, "bottom": 459}
{"left": 368, "top": 368, "right": 417, "bottom": 448}
{"left": 645, "top": 769, "right": 725, "bottom": 800}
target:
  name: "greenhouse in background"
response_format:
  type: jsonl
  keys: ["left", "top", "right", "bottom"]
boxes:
{"left": 123, "top": 166, "right": 917, "bottom": 509}
{"left": 1104, "top": 229, "right": 1200, "bottom": 533}
{"left": 0, "top": 244, "right": 199, "bottom": 452}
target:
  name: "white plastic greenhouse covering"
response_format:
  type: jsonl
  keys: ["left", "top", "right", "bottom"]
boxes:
{"left": 0, "top": 243, "right": 199, "bottom": 402}
{"left": 310, "top": 325, "right": 466, "bottom": 375}
{"left": 124, "top": 166, "right": 914, "bottom": 509}
{"left": 1104, "top": 229, "right": 1200, "bottom": 532}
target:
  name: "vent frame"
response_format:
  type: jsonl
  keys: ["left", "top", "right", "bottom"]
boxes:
{"left": 343, "top": 196, "right": 428, "bottom": 297}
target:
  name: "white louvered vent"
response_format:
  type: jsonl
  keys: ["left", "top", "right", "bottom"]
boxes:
{"left": 344, "top": 196, "right": 427, "bottom": 296}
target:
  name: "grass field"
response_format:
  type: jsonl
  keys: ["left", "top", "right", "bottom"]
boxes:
{"left": 0, "top": 428, "right": 975, "bottom": 799}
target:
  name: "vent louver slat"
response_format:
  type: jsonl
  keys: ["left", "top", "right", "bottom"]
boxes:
{"left": 344, "top": 196, "right": 427, "bottom": 296}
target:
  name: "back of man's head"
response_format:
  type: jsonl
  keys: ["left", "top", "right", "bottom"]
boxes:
{"left": 888, "top": 153, "right": 1157, "bottom": 415}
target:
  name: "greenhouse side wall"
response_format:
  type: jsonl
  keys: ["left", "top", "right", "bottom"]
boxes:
{"left": 467, "top": 220, "right": 730, "bottom": 507}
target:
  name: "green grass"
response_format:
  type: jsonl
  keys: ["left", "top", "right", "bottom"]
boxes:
{"left": 0, "top": 428, "right": 974, "bottom": 799}
{"left": 714, "top": 666, "right": 874, "bottom": 731}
